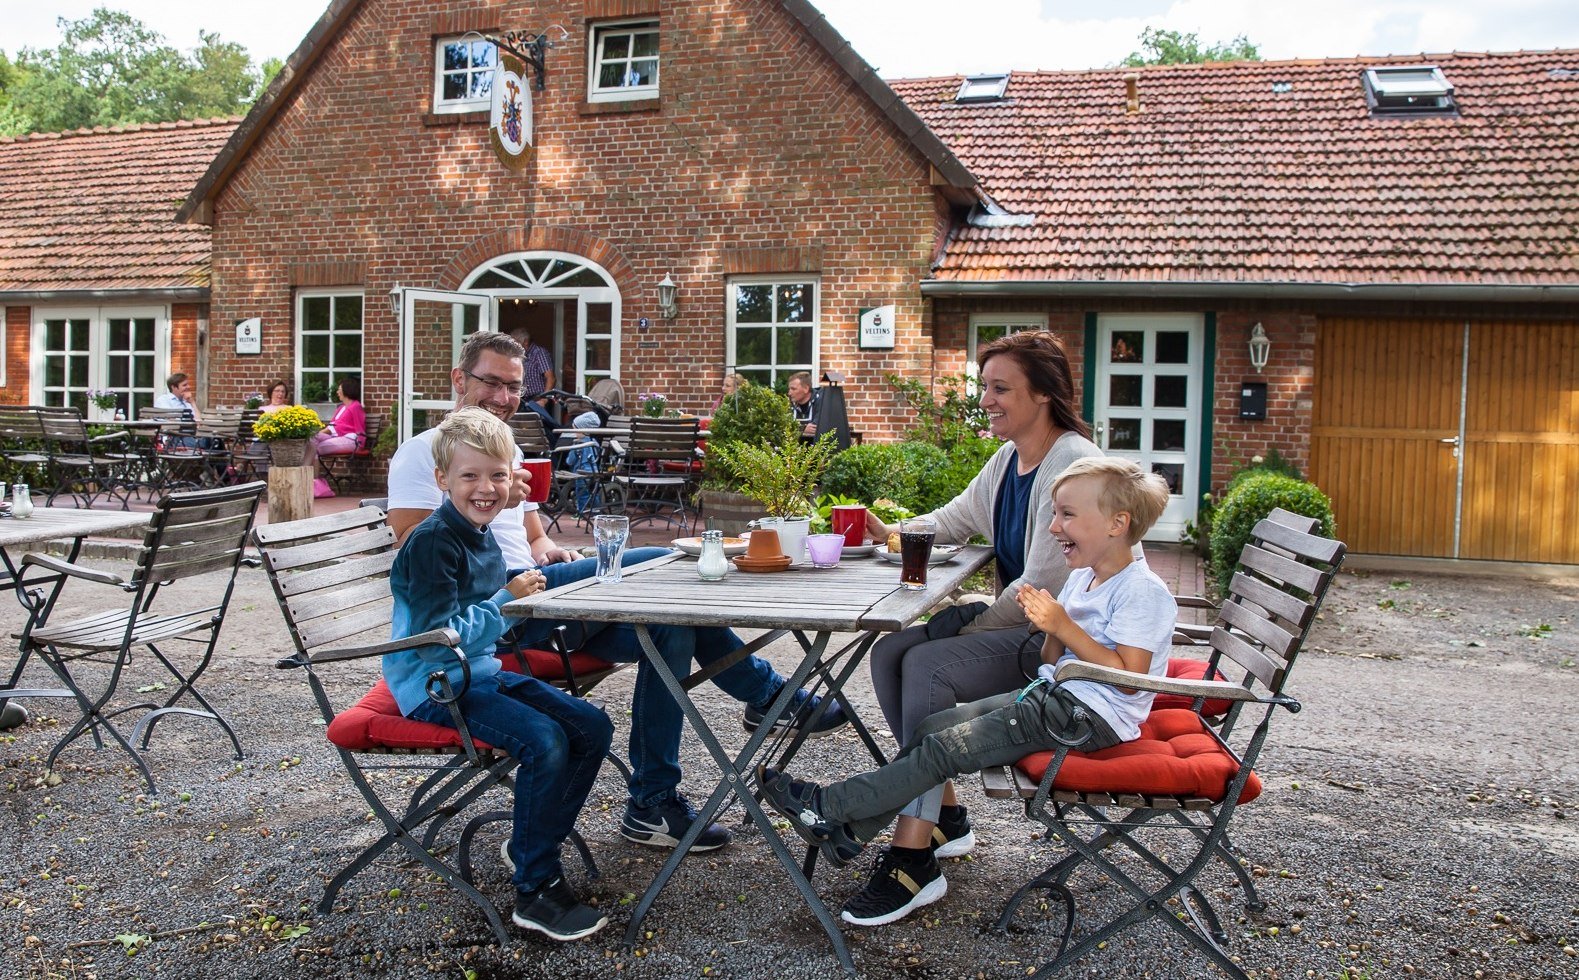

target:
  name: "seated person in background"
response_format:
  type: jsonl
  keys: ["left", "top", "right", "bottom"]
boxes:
{"left": 387, "top": 407, "right": 611, "bottom": 941}
{"left": 710, "top": 372, "right": 747, "bottom": 414}
{"left": 787, "top": 371, "right": 818, "bottom": 440}
{"left": 260, "top": 379, "right": 291, "bottom": 413}
{"left": 154, "top": 372, "right": 207, "bottom": 450}
{"left": 306, "top": 375, "right": 366, "bottom": 465}
{"left": 759, "top": 457, "right": 1175, "bottom": 928}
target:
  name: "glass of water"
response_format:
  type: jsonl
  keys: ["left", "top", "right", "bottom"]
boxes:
{"left": 593, "top": 515, "right": 630, "bottom": 584}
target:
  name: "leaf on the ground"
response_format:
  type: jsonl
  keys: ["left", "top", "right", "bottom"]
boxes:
{"left": 135, "top": 682, "right": 167, "bottom": 693}
{"left": 115, "top": 933, "right": 151, "bottom": 952}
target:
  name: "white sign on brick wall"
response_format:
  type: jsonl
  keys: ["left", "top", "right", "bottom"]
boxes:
{"left": 235, "top": 317, "right": 261, "bottom": 355}
{"left": 858, "top": 305, "right": 896, "bottom": 350}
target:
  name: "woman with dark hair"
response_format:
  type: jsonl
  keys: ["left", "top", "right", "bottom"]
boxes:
{"left": 843, "top": 330, "right": 1103, "bottom": 928}
{"left": 261, "top": 379, "right": 291, "bottom": 414}
{"left": 306, "top": 375, "right": 367, "bottom": 466}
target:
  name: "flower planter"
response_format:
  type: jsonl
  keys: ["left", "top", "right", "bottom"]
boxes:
{"left": 268, "top": 438, "right": 310, "bottom": 468}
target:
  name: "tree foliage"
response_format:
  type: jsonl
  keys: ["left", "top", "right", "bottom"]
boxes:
{"left": 1, "top": 8, "right": 266, "bottom": 136}
{"left": 1119, "top": 27, "right": 1262, "bottom": 67}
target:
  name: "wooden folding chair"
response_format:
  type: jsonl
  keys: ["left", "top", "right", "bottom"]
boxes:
{"left": 252, "top": 506, "right": 624, "bottom": 945}
{"left": 985, "top": 508, "right": 1346, "bottom": 979}
{"left": 608, "top": 417, "right": 702, "bottom": 532}
{"left": 14, "top": 482, "right": 266, "bottom": 792}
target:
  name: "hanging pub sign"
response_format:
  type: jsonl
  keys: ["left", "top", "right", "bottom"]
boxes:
{"left": 489, "top": 52, "right": 533, "bottom": 172}
{"left": 857, "top": 305, "right": 896, "bottom": 350}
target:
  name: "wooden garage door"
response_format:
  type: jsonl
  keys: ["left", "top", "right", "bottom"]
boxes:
{"left": 1312, "top": 317, "right": 1579, "bottom": 563}
{"left": 1311, "top": 318, "right": 1462, "bottom": 558}
{"left": 1460, "top": 321, "right": 1579, "bottom": 562}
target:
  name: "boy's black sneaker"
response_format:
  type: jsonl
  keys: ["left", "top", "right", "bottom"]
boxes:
{"left": 620, "top": 793, "right": 733, "bottom": 851}
{"left": 756, "top": 765, "right": 864, "bottom": 867}
{"left": 930, "top": 804, "right": 975, "bottom": 859}
{"left": 511, "top": 876, "right": 608, "bottom": 941}
{"left": 841, "top": 847, "right": 947, "bottom": 927}
{"left": 743, "top": 686, "right": 849, "bottom": 738}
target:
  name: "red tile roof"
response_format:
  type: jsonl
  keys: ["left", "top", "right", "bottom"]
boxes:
{"left": 0, "top": 118, "right": 238, "bottom": 295}
{"left": 894, "top": 51, "right": 1579, "bottom": 287}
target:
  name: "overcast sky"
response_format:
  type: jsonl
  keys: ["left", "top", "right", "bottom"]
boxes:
{"left": 5, "top": 0, "right": 1579, "bottom": 76}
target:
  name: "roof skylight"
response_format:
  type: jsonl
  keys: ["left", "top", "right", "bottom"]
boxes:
{"left": 1363, "top": 66, "right": 1457, "bottom": 115}
{"left": 956, "top": 73, "right": 1010, "bottom": 103}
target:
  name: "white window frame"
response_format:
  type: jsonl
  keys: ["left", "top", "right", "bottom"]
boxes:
{"left": 29, "top": 305, "right": 168, "bottom": 417}
{"left": 966, "top": 313, "right": 1046, "bottom": 391}
{"left": 432, "top": 35, "right": 497, "bottom": 114}
{"left": 295, "top": 290, "right": 365, "bottom": 406}
{"left": 1363, "top": 65, "right": 1456, "bottom": 114}
{"left": 725, "top": 276, "right": 820, "bottom": 391}
{"left": 587, "top": 18, "right": 660, "bottom": 103}
{"left": 956, "top": 73, "right": 1010, "bottom": 103}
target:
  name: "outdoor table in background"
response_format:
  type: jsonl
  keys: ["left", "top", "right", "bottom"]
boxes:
{"left": 504, "top": 545, "right": 993, "bottom": 973}
{"left": 552, "top": 425, "right": 711, "bottom": 440}
{"left": 0, "top": 507, "right": 151, "bottom": 715}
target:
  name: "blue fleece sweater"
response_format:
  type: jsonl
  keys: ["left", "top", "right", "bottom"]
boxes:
{"left": 384, "top": 500, "right": 518, "bottom": 717}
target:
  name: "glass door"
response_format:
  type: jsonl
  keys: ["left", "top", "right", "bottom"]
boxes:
{"left": 398, "top": 288, "right": 493, "bottom": 441}
{"left": 1094, "top": 314, "right": 1204, "bottom": 541}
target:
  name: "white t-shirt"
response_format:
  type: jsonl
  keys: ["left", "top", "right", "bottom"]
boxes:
{"left": 387, "top": 426, "right": 539, "bottom": 570}
{"left": 1036, "top": 560, "right": 1177, "bottom": 742}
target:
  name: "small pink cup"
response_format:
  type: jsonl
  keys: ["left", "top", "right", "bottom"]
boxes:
{"left": 830, "top": 504, "right": 867, "bottom": 547}
{"left": 520, "top": 458, "right": 552, "bottom": 504}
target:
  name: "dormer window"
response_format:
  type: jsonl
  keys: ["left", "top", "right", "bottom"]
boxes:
{"left": 433, "top": 36, "right": 497, "bottom": 113}
{"left": 588, "top": 19, "right": 659, "bottom": 103}
{"left": 1363, "top": 66, "right": 1456, "bottom": 115}
{"left": 956, "top": 73, "right": 1010, "bottom": 103}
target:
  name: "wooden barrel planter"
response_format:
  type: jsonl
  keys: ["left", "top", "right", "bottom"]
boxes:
{"left": 697, "top": 489, "right": 767, "bottom": 535}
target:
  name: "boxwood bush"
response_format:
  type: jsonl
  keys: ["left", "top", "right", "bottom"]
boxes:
{"left": 820, "top": 436, "right": 1002, "bottom": 514}
{"left": 1209, "top": 472, "right": 1337, "bottom": 598}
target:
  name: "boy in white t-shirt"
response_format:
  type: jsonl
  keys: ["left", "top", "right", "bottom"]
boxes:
{"left": 759, "top": 457, "right": 1174, "bottom": 927}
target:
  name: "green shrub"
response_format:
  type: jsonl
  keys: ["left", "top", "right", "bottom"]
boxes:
{"left": 703, "top": 381, "right": 796, "bottom": 490}
{"left": 821, "top": 443, "right": 916, "bottom": 505}
{"left": 911, "top": 436, "right": 1001, "bottom": 513}
{"left": 1209, "top": 473, "right": 1337, "bottom": 598}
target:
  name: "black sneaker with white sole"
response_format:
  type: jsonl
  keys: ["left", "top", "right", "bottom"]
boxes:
{"left": 742, "top": 686, "right": 849, "bottom": 738}
{"left": 512, "top": 876, "right": 608, "bottom": 941}
{"left": 930, "top": 804, "right": 976, "bottom": 859}
{"left": 840, "top": 847, "right": 947, "bottom": 927}
{"left": 620, "top": 794, "right": 733, "bottom": 851}
{"left": 756, "top": 765, "right": 864, "bottom": 868}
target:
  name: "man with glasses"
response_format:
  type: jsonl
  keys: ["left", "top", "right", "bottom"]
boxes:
{"left": 387, "top": 332, "right": 846, "bottom": 853}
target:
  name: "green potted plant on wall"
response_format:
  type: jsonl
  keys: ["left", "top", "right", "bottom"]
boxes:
{"left": 698, "top": 381, "right": 802, "bottom": 533}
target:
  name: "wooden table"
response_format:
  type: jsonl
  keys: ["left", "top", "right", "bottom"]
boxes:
{"left": 553, "top": 426, "right": 711, "bottom": 440}
{"left": 0, "top": 507, "right": 151, "bottom": 713}
{"left": 505, "top": 545, "right": 993, "bottom": 973}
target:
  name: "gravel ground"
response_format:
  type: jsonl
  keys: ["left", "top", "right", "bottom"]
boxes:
{"left": 2, "top": 558, "right": 1577, "bottom": 980}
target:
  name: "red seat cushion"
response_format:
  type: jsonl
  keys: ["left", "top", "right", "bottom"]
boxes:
{"left": 496, "top": 648, "right": 613, "bottom": 682}
{"left": 1153, "top": 658, "right": 1234, "bottom": 717}
{"left": 1015, "top": 708, "right": 1262, "bottom": 804}
{"left": 325, "top": 678, "right": 496, "bottom": 752}
{"left": 658, "top": 459, "right": 703, "bottom": 473}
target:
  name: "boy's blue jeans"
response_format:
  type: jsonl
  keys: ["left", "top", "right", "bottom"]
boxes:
{"left": 509, "top": 548, "right": 781, "bottom": 807}
{"left": 409, "top": 671, "right": 613, "bottom": 893}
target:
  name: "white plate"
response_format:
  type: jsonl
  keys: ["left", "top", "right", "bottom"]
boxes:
{"left": 841, "top": 543, "right": 877, "bottom": 557}
{"left": 671, "top": 536, "right": 749, "bottom": 557}
{"left": 876, "top": 544, "right": 962, "bottom": 565}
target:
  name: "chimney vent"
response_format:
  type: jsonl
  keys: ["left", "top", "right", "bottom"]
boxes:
{"left": 1123, "top": 73, "right": 1140, "bottom": 114}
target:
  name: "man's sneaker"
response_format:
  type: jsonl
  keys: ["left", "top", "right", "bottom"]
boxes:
{"left": 743, "top": 687, "right": 849, "bottom": 738}
{"left": 500, "top": 837, "right": 516, "bottom": 874}
{"left": 840, "top": 847, "right": 947, "bottom": 927}
{"left": 756, "top": 765, "right": 864, "bottom": 867}
{"left": 511, "top": 876, "right": 608, "bottom": 941}
{"left": 930, "top": 804, "right": 976, "bottom": 859}
{"left": 620, "top": 794, "right": 733, "bottom": 852}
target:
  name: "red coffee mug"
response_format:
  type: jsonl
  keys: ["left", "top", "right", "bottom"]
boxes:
{"left": 520, "top": 458, "right": 552, "bottom": 504}
{"left": 830, "top": 504, "right": 867, "bottom": 547}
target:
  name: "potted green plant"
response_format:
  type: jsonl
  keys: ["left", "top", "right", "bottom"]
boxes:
{"left": 697, "top": 381, "right": 798, "bottom": 533}
{"left": 709, "top": 431, "right": 836, "bottom": 559}
{"left": 252, "top": 405, "right": 325, "bottom": 467}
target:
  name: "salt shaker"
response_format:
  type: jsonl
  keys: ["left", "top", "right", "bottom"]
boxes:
{"left": 697, "top": 529, "right": 729, "bottom": 581}
{"left": 12, "top": 483, "right": 34, "bottom": 519}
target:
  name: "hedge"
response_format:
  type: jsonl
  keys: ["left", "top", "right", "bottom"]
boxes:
{"left": 1209, "top": 472, "right": 1337, "bottom": 598}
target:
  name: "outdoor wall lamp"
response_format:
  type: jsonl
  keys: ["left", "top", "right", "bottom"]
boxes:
{"left": 657, "top": 274, "right": 679, "bottom": 319}
{"left": 387, "top": 284, "right": 401, "bottom": 317}
{"left": 1248, "top": 322, "right": 1271, "bottom": 373}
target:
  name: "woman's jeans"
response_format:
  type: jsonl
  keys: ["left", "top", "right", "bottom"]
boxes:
{"left": 410, "top": 671, "right": 613, "bottom": 893}
{"left": 508, "top": 548, "right": 780, "bottom": 807}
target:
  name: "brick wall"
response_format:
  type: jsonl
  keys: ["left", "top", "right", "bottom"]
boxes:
{"left": 204, "top": 0, "right": 949, "bottom": 442}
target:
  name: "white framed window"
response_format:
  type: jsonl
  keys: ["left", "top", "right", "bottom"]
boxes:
{"left": 727, "top": 277, "right": 819, "bottom": 390}
{"left": 433, "top": 35, "right": 496, "bottom": 113}
{"left": 956, "top": 73, "right": 1009, "bottom": 103}
{"left": 1363, "top": 65, "right": 1456, "bottom": 115}
{"left": 966, "top": 313, "right": 1046, "bottom": 390}
{"left": 587, "top": 19, "right": 659, "bottom": 103}
{"left": 296, "top": 291, "right": 364, "bottom": 404}
{"left": 30, "top": 306, "right": 166, "bottom": 418}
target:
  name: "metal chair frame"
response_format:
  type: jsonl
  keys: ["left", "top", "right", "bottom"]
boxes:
{"left": 987, "top": 509, "right": 1346, "bottom": 979}
{"left": 608, "top": 417, "right": 702, "bottom": 533}
{"left": 38, "top": 409, "right": 139, "bottom": 509}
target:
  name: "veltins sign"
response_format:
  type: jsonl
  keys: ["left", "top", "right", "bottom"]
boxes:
{"left": 235, "top": 317, "right": 261, "bottom": 355}
{"left": 858, "top": 305, "right": 896, "bottom": 350}
{"left": 489, "top": 52, "right": 533, "bottom": 172}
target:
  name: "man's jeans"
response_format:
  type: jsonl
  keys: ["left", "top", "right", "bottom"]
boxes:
{"left": 509, "top": 548, "right": 781, "bottom": 806}
{"left": 410, "top": 671, "right": 613, "bottom": 893}
{"left": 820, "top": 685, "right": 1119, "bottom": 843}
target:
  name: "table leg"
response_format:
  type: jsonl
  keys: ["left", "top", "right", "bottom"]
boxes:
{"left": 621, "top": 623, "right": 860, "bottom": 975}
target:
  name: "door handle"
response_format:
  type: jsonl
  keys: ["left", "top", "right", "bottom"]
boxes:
{"left": 1439, "top": 437, "right": 1459, "bottom": 445}
{"left": 1095, "top": 420, "right": 1106, "bottom": 445}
